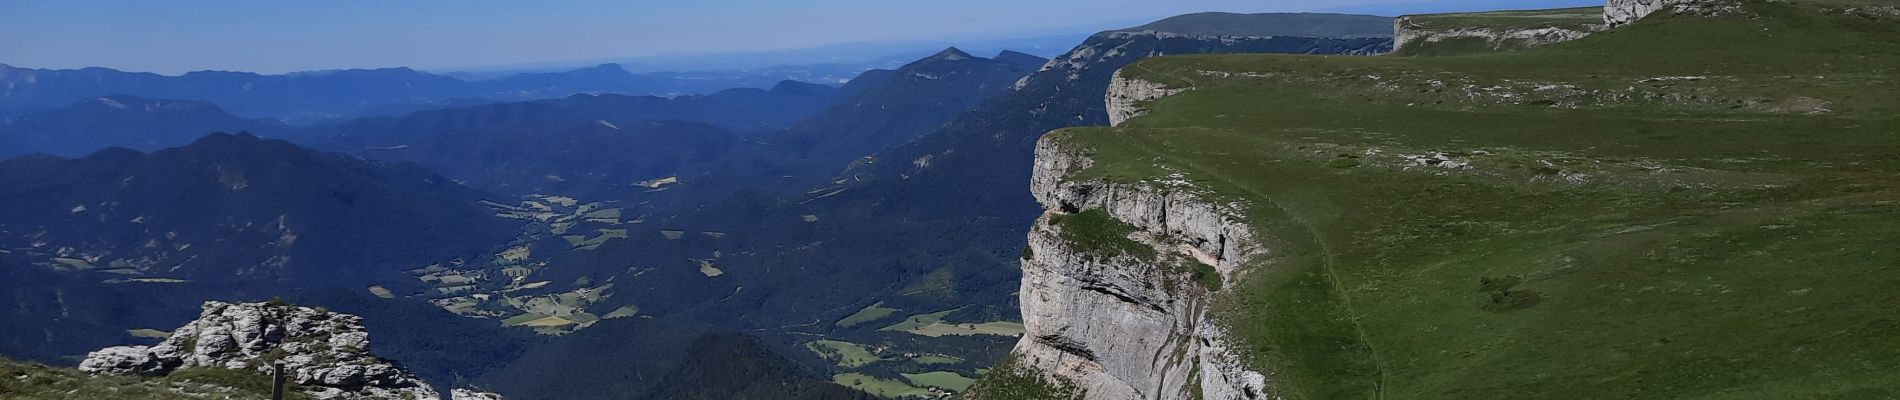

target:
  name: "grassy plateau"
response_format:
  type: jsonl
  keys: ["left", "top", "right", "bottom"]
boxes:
{"left": 1058, "top": 1, "right": 1900, "bottom": 398}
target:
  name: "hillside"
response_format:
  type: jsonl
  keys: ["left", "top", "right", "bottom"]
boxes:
{"left": 0, "top": 133, "right": 515, "bottom": 363}
{"left": 766, "top": 48, "right": 1046, "bottom": 171}
{"left": 0, "top": 132, "right": 511, "bottom": 283}
{"left": 979, "top": 0, "right": 1900, "bottom": 398}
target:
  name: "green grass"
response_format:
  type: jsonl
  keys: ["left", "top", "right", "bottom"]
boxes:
{"left": 806, "top": 340, "right": 885, "bottom": 368}
{"left": 902, "top": 371, "right": 977, "bottom": 392}
{"left": 837, "top": 301, "right": 901, "bottom": 327}
{"left": 1047, "top": 210, "right": 1156, "bottom": 260}
{"left": 902, "top": 321, "right": 1026, "bottom": 338}
{"left": 912, "top": 354, "right": 965, "bottom": 365}
{"left": 1070, "top": 2, "right": 1900, "bottom": 399}
{"left": 0, "top": 358, "right": 280, "bottom": 400}
{"left": 899, "top": 267, "right": 959, "bottom": 300}
{"left": 499, "top": 312, "right": 549, "bottom": 327}
{"left": 833, "top": 372, "right": 933, "bottom": 398}
{"left": 165, "top": 368, "right": 315, "bottom": 400}
{"left": 878, "top": 308, "right": 959, "bottom": 332}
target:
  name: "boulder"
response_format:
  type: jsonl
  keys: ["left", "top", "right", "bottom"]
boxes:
{"left": 77, "top": 345, "right": 172, "bottom": 376}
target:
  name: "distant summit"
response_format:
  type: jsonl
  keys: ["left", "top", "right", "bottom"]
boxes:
{"left": 994, "top": 50, "right": 1052, "bottom": 70}
{"left": 769, "top": 79, "right": 838, "bottom": 97}
{"left": 925, "top": 47, "right": 976, "bottom": 61}
{"left": 1114, "top": 12, "right": 1395, "bottom": 38}
{"left": 766, "top": 46, "right": 1046, "bottom": 167}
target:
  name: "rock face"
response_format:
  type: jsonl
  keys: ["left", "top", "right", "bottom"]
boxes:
{"left": 451, "top": 388, "right": 508, "bottom": 400}
{"left": 79, "top": 301, "right": 477, "bottom": 400}
{"left": 1007, "top": 134, "right": 1268, "bottom": 400}
{"left": 1106, "top": 73, "right": 1186, "bottom": 127}
{"left": 1392, "top": 16, "right": 1596, "bottom": 53}
{"left": 1606, "top": 0, "right": 1687, "bottom": 26}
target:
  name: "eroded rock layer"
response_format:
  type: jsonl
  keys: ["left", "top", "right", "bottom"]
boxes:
{"left": 1008, "top": 135, "right": 1268, "bottom": 400}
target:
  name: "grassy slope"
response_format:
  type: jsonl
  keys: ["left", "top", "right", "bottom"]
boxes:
{"left": 0, "top": 357, "right": 294, "bottom": 400}
{"left": 1066, "top": 1, "right": 1900, "bottom": 399}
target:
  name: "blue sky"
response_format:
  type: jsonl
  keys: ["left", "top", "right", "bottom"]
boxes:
{"left": 0, "top": 0, "right": 1597, "bottom": 74}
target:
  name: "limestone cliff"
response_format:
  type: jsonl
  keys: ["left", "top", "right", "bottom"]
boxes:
{"left": 80, "top": 301, "right": 503, "bottom": 400}
{"left": 1001, "top": 131, "right": 1268, "bottom": 400}
{"left": 1606, "top": 0, "right": 1687, "bottom": 25}
{"left": 1392, "top": 16, "right": 1596, "bottom": 54}
{"left": 1106, "top": 72, "right": 1186, "bottom": 127}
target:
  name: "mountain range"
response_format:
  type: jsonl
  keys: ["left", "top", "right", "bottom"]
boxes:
{"left": 0, "top": 62, "right": 837, "bottom": 124}
{"left": 0, "top": 96, "right": 290, "bottom": 158}
{"left": 0, "top": 12, "right": 1403, "bottom": 399}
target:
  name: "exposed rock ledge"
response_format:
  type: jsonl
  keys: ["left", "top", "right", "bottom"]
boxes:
{"left": 1107, "top": 71, "right": 1187, "bottom": 127}
{"left": 80, "top": 301, "right": 504, "bottom": 400}
{"left": 1392, "top": 17, "right": 1596, "bottom": 54}
{"left": 1606, "top": 0, "right": 1689, "bottom": 26}
{"left": 1007, "top": 135, "right": 1268, "bottom": 400}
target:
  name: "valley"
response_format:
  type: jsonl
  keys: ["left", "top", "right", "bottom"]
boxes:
{"left": 5, "top": 1, "right": 1897, "bottom": 399}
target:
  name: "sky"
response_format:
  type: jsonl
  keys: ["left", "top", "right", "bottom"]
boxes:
{"left": 0, "top": 0, "right": 1597, "bottom": 75}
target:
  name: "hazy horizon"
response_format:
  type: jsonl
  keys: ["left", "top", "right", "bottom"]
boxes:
{"left": 2, "top": 0, "right": 1596, "bottom": 75}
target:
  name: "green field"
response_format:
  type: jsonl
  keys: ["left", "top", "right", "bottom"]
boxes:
{"left": 836, "top": 301, "right": 900, "bottom": 327}
{"left": 911, "top": 354, "right": 964, "bottom": 365}
{"left": 832, "top": 373, "right": 934, "bottom": 398}
{"left": 902, "top": 371, "right": 977, "bottom": 391}
{"left": 902, "top": 321, "right": 1025, "bottom": 338}
{"left": 806, "top": 340, "right": 884, "bottom": 368}
{"left": 877, "top": 308, "right": 959, "bottom": 332}
{"left": 1073, "top": 2, "right": 1900, "bottom": 398}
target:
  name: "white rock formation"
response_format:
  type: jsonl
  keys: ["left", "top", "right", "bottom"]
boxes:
{"left": 1606, "top": 0, "right": 1688, "bottom": 26}
{"left": 1392, "top": 16, "right": 1596, "bottom": 53}
{"left": 1007, "top": 134, "right": 1269, "bottom": 400}
{"left": 78, "top": 345, "right": 172, "bottom": 376}
{"left": 1106, "top": 71, "right": 1188, "bottom": 127}
{"left": 79, "top": 301, "right": 495, "bottom": 400}
{"left": 452, "top": 388, "right": 508, "bottom": 400}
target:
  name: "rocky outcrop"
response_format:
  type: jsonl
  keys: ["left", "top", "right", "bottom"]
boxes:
{"left": 78, "top": 345, "right": 174, "bottom": 376}
{"left": 452, "top": 388, "right": 508, "bottom": 400}
{"left": 80, "top": 301, "right": 496, "bottom": 400}
{"left": 1006, "top": 135, "right": 1268, "bottom": 400}
{"left": 1392, "top": 16, "right": 1596, "bottom": 53}
{"left": 1606, "top": 0, "right": 1685, "bottom": 26}
{"left": 1106, "top": 72, "right": 1186, "bottom": 127}
{"left": 1606, "top": 0, "right": 1752, "bottom": 26}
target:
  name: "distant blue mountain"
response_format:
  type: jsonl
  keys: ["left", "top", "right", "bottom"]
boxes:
{"left": 0, "top": 95, "right": 291, "bottom": 158}
{"left": 297, "top": 79, "right": 841, "bottom": 195}
{"left": 0, "top": 62, "right": 838, "bottom": 124}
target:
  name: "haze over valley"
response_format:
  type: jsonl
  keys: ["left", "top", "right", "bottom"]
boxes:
{"left": 3, "top": 1, "right": 1897, "bottom": 399}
